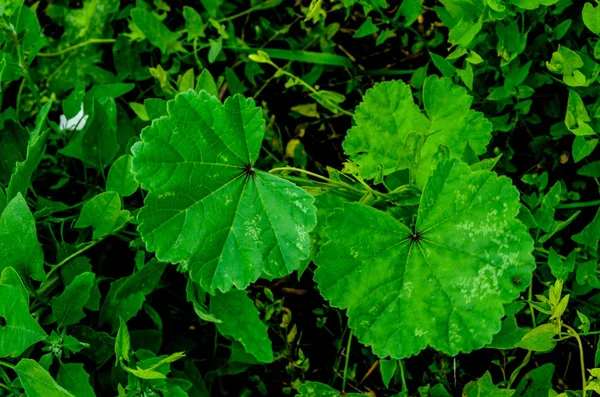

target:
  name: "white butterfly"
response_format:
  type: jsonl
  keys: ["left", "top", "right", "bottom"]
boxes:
{"left": 59, "top": 103, "right": 89, "bottom": 131}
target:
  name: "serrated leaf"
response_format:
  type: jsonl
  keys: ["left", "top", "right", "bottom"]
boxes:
{"left": 0, "top": 267, "right": 47, "bottom": 357}
{"left": 0, "top": 193, "right": 45, "bottom": 281}
{"left": 343, "top": 76, "right": 491, "bottom": 186}
{"left": 210, "top": 289, "right": 273, "bottom": 363}
{"left": 75, "top": 192, "right": 130, "bottom": 239}
{"left": 106, "top": 155, "right": 139, "bottom": 197}
{"left": 315, "top": 159, "right": 535, "bottom": 358}
{"left": 131, "top": 90, "right": 317, "bottom": 292}
{"left": 51, "top": 272, "right": 95, "bottom": 328}
{"left": 15, "top": 359, "right": 74, "bottom": 397}
{"left": 57, "top": 363, "right": 96, "bottom": 397}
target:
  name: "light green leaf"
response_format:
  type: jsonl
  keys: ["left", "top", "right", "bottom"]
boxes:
{"left": 196, "top": 69, "right": 219, "bottom": 97}
{"left": 315, "top": 159, "right": 535, "bottom": 358}
{"left": 487, "top": 315, "right": 530, "bottom": 349}
{"left": 210, "top": 289, "right": 273, "bottom": 363}
{"left": 583, "top": 3, "right": 600, "bottom": 35}
{"left": 547, "top": 46, "right": 586, "bottom": 87}
{"left": 15, "top": 359, "right": 74, "bottom": 397}
{"left": 106, "top": 155, "right": 139, "bottom": 197}
{"left": 115, "top": 317, "right": 131, "bottom": 364}
{"left": 183, "top": 6, "right": 205, "bottom": 40}
{"left": 130, "top": 8, "right": 184, "bottom": 55}
{"left": 0, "top": 193, "right": 45, "bottom": 281}
{"left": 131, "top": 91, "right": 317, "bottom": 292}
{"left": 57, "top": 363, "right": 96, "bottom": 397}
{"left": 578, "top": 161, "right": 600, "bottom": 177}
{"left": 124, "top": 351, "right": 185, "bottom": 379}
{"left": 297, "top": 381, "right": 364, "bottom": 396}
{"left": 343, "top": 76, "right": 491, "bottom": 185}
{"left": 572, "top": 206, "right": 600, "bottom": 248}
{"left": 572, "top": 136, "right": 597, "bottom": 162}
{"left": 51, "top": 272, "right": 95, "bottom": 328}
{"left": 75, "top": 192, "right": 130, "bottom": 239}
{"left": 463, "top": 371, "right": 514, "bottom": 396}
{"left": 0, "top": 267, "right": 47, "bottom": 357}
{"left": 380, "top": 359, "right": 397, "bottom": 388}
{"left": 565, "top": 90, "right": 595, "bottom": 136}
{"left": 516, "top": 323, "right": 558, "bottom": 351}
{"left": 6, "top": 101, "right": 51, "bottom": 200}
{"left": 548, "top": 249, "right": 575, "bottom": 280}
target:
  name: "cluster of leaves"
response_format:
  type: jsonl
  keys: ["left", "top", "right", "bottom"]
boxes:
{"left": 2, "top": 0, "right": 600, "bottom": 396}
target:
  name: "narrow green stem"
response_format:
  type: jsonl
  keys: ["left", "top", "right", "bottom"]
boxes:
{"left": 556, "top": 200, "right": 600, "bottom": 209}
{"left": 46, "top": 239, "right": 102, "bottom": 279}
{"left": 342, "top": 329, "right": 353, "bottom": 391}
{"left": 563, "top": 324, "right": 587, "bottom": 396}
{"left": 528, "top": 283, "right": 537, "bottom": 328}
{"left": 398, "top": 359, "right": 408, "bottom": 393}
{"left": 0, "top": 383, "right": 12, "bottom": 392}
{"left": 216, "top": 0, "right": 279, "bottom": 23}
{"left": 261, "top": 60, "right": 353, "bottom": 116}
{"left": 36, "top": 38, "right": 116, "bottom": 57}
{"left": 507, "top": 350, "right": 532, "bottom": 389}
{"left": 269, "top": 166, "right": 365, "bottom": 194}
{"left": 0, "top": 361, "right": 15, "bottom": 370}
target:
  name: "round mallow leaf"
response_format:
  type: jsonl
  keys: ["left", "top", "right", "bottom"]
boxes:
{"left": 132, "top": 90, "right": 317, "bottom": 292}
{"left": 314, "top": 159, "right": 535, "bottom": 358}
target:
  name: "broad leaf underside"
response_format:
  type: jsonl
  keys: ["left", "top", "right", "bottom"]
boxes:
{"left": 314, "top": 159, "right": 535, "bottom": 358}
{"left": 132, "top": 90, "right": 317, "bottom": 292}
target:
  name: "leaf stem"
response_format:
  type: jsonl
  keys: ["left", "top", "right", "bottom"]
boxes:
{"left": 216, "top": 0, "right": 280, "bottom": 23}
{"left": 507, "top": 350, "right": 532, "bottom": 389}
{"left": 36, "top": 38, "right": 117, "bottom": 57}
{"left": 528, "top": 283, "right": 537, "bottom": 328}
{"left": 556, "top": 200, "right": 600, "bottom": 209}
{"left": 563, "top": 324, "right": 587, "bottom": 396}
{"left": 342, "top": 329, "right": 353, "bottom": 391}
{"left": 0, "top": 361, "right": 15, "bottom": 370}
{"left": 269, "top": 166, "right": 365, "bottom": 194}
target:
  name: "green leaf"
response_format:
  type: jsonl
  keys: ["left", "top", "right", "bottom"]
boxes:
{"left": 130, "top": 8, "right": 184, "bottom": 55}
{"left": 516, "top": 323, "right": 558, "bottom": 351}
{"left": 115, "top": 317, "right": 131, "bottom": 364}
{"left": 0, "top": 267, "right": 47, "bottom": 357}
{"left": 15, "top": 359, "right": 74, "bottom": 397}
{"left": 343, "top": 76, "right": 492, "bottom": 185}
{"left": 514, "top": 363, "right": 555, "bottom": 396}
{"left": 99, "top": 259, "right": 167, "bottom": 332}
{"left": 548, "top": 249, "right": 575, "bottom": 280}
{"left": 210, "top": 289, "right": 273, "bottom": 363}
{"left": 577, "top": 161, "right": 600, "bottom": 177}
{"left": 572, "top": 206, "right": 600, "bottom": 248}
{"left": 57, "top": 363, "right": 96, "bottom": 397}
{"left": 380, "top": 359, "right": 397, "bottom": 388}
{"left": 70, "top": 325, "right": 115, "bottom": 365}
{"left": 51, "top": 272, "right": 95, "bottom": 328}
{"left": 0, "top": 116, "right": 28, "bottom": 185}
{"left": 106, "top": 155, "right": 139, "bottom": 197}
{"left": 487, "top": 315, "right": 530, "bottom": 349}
{"left": 131, "top": 91, "right": 317, "bottom": 292}
{"left": 583, "top": 3, "right": 600, "bottom": 35}
{"left": 565, "top": 90, "right": 595, "bottom": 136}
{"left": 183, "top": 6, "right": 205, "bottom": 40}
{"left": 123, "top": 352, "right": 185, "bottom": 380}
{"left": 75, "top": 192, "right": 130, "bottom": 239}
{"left": 354, "top": 17, "right": 379, "bottom": 38}
{"left": 572, "top": 136, "right": 598, "bottom": 163}
{"left": 60, "top": 99, "right": 120, "bottom": 170}
{"left": 535, "top": 182, "right": 561, "bottom": 232}
{"left": 0, "top": 193, "right": 45, "bottom": 281}
{"left": 315, "top": 159, "right": 535, "bottom": 358}
{"left": 6, "top": 101, "right": 51, "bottom": 200}
{"left": 463, "top": 371, "right": 514, "bottom": 396}
{"left": 547, "top": 46, "right": 586, "bottom": 87}
{"left": 297, "top": 381, "right": 364, "bottom": 396}
{"left": 196, "top": 69, "right": 219, "bottom": 97}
